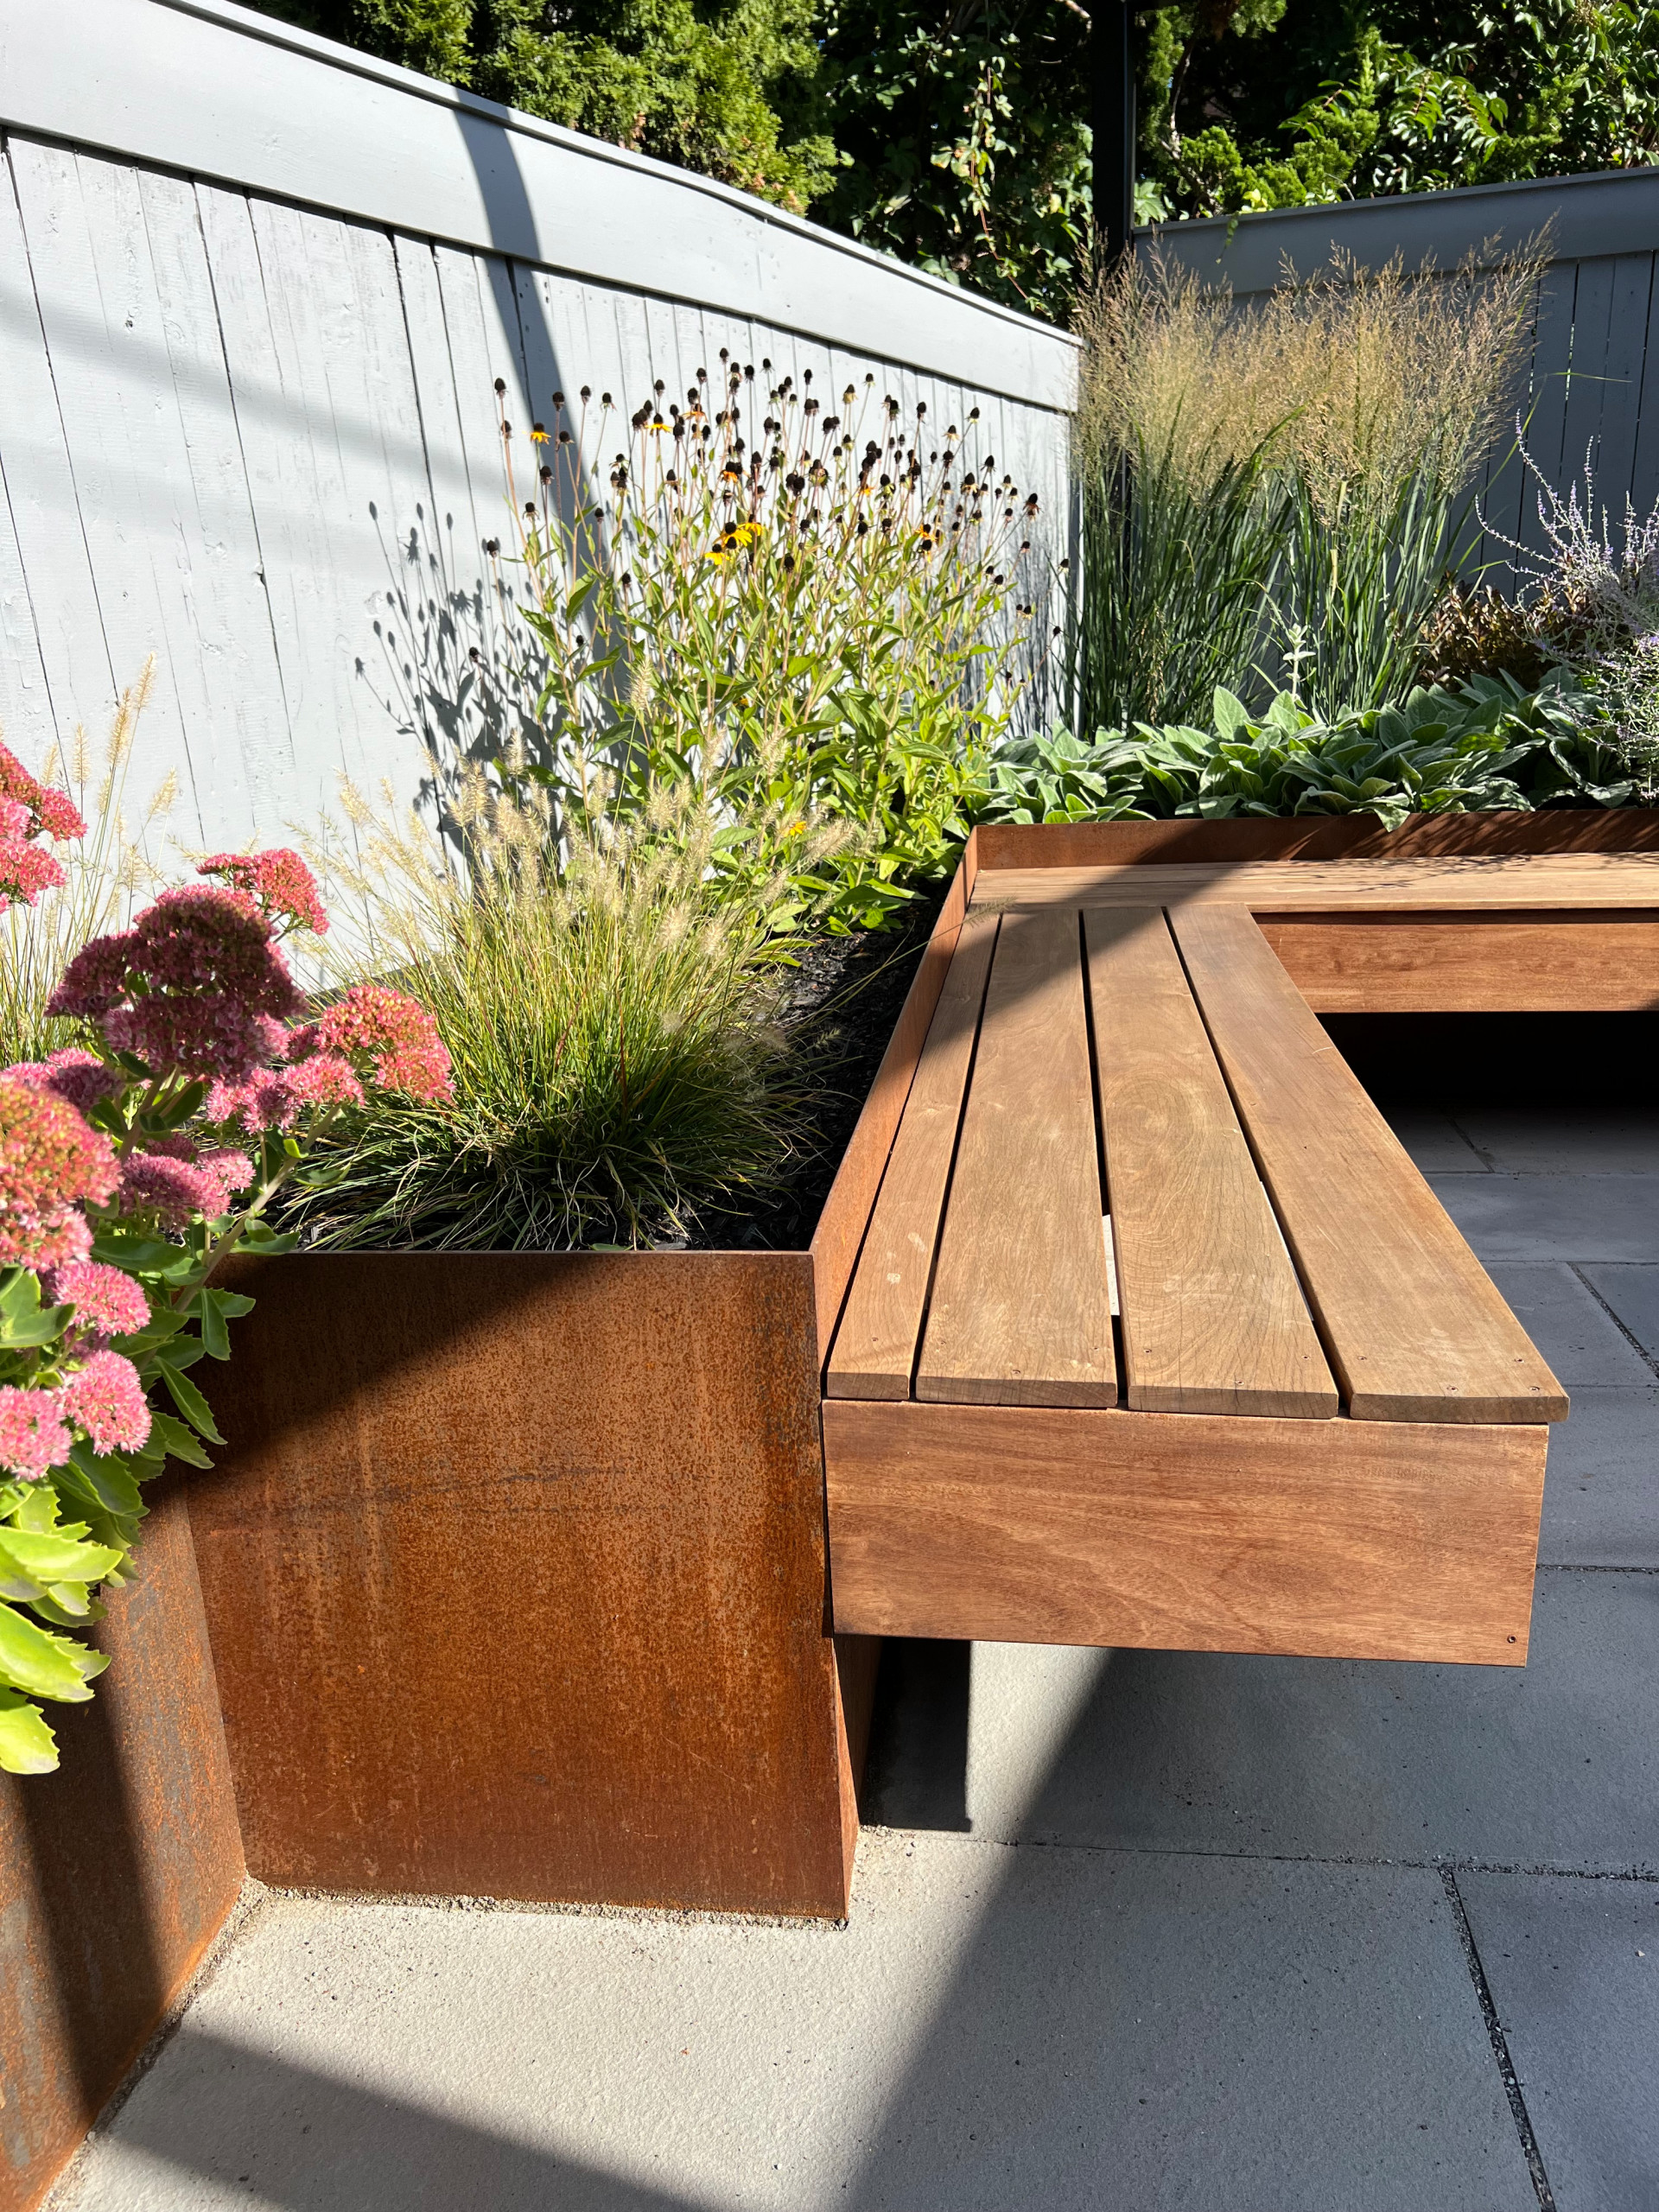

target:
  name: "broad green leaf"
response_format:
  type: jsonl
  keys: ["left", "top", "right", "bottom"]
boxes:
{"left": 0, "top": 1690, "right": 59, "bottom": 1774}
{"left": 65, "top": 1442, "right": 147, "bottom": 1520}
{"left": 30, "top": 1585, "right": 106, "bottom": 1626}
{"left": 155, "top": 1359, "right": 226, "bottom": 1446}
{"left": 192, "top": 1289, "right": 231, "bottom": 1361}
{"left": 145, "top": 1411, "right": 214, "bottom": 1470}
{"left": 0, "top": 1529, "right": 120, "bottom": 1586}
{"left": 0, "top": 1599, "right": 101, "bottom": 1701}
{"left": 0, "top": 1301, "right": 74, "bottom": 1350}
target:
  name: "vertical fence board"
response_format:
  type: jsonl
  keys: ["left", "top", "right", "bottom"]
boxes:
{"left": 1516, "top": 262, "right": 1581, "bottom": 575}
{"left": 1589, "top": 251, "right": 1654, "bottom": 514}
{"left": 133, "top": 166, "right": 291, "bottom": 836}
{"left": 6, "top": 142, "right": 205, "bottom": 793}
{"left": 1626, "top": 253, "right": 1659, "bottom": 524}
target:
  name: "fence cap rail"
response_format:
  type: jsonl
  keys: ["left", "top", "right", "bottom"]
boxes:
{"left": 1141, "top": 165, "right": 1659, "bottom": 292}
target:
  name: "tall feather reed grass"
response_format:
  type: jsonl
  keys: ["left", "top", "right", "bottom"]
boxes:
{"left": 285, "top": 765, "right": 803, "bottom": 1251}
{"left": 0, "top": 662, "right": 175, "bottom": 1063}
{"left": 1074, "top": 245, "right": 1543, "bottom": 722}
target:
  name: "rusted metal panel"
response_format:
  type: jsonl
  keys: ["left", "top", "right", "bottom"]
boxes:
{"left": 0, "top": 1485, "right": 244, "bottom": 2212}
{"left": 194, "top": 1251, "right": 858, "bottom": 1917}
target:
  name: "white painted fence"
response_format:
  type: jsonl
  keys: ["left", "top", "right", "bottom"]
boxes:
{"left": 0, "top": 0, "right": 1078, "bottom": 849}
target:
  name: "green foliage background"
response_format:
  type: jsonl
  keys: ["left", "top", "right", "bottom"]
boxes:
{"left": 248, "top": 2, "right": 1659, "bottom": 322}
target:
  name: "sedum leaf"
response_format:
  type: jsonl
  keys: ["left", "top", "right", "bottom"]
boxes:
{"left": 0, "top": 1690, "right": 59, "bottom": 1774}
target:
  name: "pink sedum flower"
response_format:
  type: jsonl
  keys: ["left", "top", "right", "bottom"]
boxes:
{"left": 48, "top": 932, "right": 138, "bottom": 1020}
{"left": 0, "top": 835, "right": 67, "bottom": 912}
{"left": 207, "top": 1047, "right": 363, "bottom": 1134}
{"left": 198, "top": 849, "right": 328, "bottom": 936}
{"left": 3, "top": 1049, "right": 121, "bottom": 1120}
{"left": 0, "top": 1385, "right": 73, "bottom": 1479}
{"left": 43, "top": 1259, "right": 150, "bottom": 1345}
{"left": 118, "top": 1147, "right": 251, "bottom": 1228}
{"left": 0, "top": 1077, "right": 118, "bottom": 1268}
{"left": 283, "top": 1051, "right": 365, "bottom": 1110}
{"left": 0, "top": 748, "right": 85, "bottom": 913}
{"left": 50, "top": 888, "right": 302, "bottom": 1082}
{"left": 319, "top": 984, "right": 452, "bottom": 1103}
{"left": 59, "top": 1350, "right": 152, "bottom": 1456}
{"left": 0, "top": 741, "right": 87, "bottom": 845}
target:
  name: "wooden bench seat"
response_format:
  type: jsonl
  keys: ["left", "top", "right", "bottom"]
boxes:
{"left": 821, "top": 840, "right": 1592, "bottom": 1668}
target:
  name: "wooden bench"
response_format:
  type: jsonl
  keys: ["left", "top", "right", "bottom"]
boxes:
{"left": 815, "top": 824, "right": 1650, "bottom": 1669}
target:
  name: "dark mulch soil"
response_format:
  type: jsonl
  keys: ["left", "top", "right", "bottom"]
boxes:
{"left": 683, "top": 893, "right": 944, "bottom": 1251}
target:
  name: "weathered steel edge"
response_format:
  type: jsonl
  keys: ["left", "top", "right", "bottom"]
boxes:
{"left": 0, "top": 0, "right": 1077, "bottom": 409}
{"left": 0, "top": 1485, "right": 245, "bottom": 2212}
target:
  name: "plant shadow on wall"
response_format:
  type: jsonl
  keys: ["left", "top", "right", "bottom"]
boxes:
{"left": 298, "top": 349, "right": 1052, "bottom": 1255}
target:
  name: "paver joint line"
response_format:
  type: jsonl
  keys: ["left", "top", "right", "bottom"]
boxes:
{"left": 1567, "top": 1262, "right": 1659, "bottom": 1379}
{"left": 1440, "top": 1866, "right": 1558, "bottom": 2212}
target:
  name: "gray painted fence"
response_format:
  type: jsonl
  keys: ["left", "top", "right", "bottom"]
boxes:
{"left": 0, "top": 0, "right": 1078, "bottom": 850}
{"left": 1148, "top": 170, "right": 1659, "bottom": 589}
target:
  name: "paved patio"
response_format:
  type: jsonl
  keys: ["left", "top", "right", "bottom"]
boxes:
{"left": 51, "top": 1107, "right": 1659, "bottom": 2212}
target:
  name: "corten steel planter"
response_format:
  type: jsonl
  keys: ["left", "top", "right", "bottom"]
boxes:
{"left": 184, "top": 836, "right": 988, "bottom": 1921}
{"left": 181, "top": 804, "right": 1659, "bottom": 1925}
{"left": 0, "top": 1484, "right": 244, "bottom": 2212}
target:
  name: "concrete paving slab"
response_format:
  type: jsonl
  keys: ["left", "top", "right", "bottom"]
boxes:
{"left": 1386, "top": 1110, "right": 1490, "bottom": 1174}
{"left": 1459, "top": 1870, "right": 1659, "bottom": 2211}
{"left": 933, "top": 1571, "right": 1659, "bottom": 1875}
{"left": 1449, "top": 1109, "right": 1659, "bottom": 1176}
{"left": 1539, "top": 1389, "right": 1659, "bottom": 1568}
{"left": 51, "top": 1843, "right": 1534, "bottom": 2212}
{"left": 1485, "top": 1264, "right": 1656, "bottom": 1384}
{"left": 1578, "top": 1263, "right": 1659, "bottom": 1363}
{"left": 1430, "top": 1174, "right": 1659, "bottom": 1264}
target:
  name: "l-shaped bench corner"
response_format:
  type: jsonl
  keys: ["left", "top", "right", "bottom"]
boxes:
{"left": 812, "top": 816, "right": 1659, "bottom": 1673}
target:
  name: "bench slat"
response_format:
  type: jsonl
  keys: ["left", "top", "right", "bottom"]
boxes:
{"left": 825, "top": 912, "right": 1000, "bottom": 1399}
{"left": 1170, "top": 905, "right": 1568, "bottom": 1423}
{"left": 916, "top": 907, "right": 1116, "bottom": 1408}
{"left": 1085, "top": 907, "right": 1338, "bottom": 1419}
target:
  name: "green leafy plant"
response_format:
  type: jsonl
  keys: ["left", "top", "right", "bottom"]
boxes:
{"left": 985, "top": 670, "right": 1635, "bottom": 830}
{"left": 485, "top": 359, "right": 1044, "bottom": 931}
{"left": 1141, "top": 3, "right": 1659, "bottom": 224}
{"left": 286, "top": 776, "right": 802, "bottom": 1250}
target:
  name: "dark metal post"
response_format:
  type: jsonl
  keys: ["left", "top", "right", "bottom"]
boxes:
{"left": 1093, "top": 0, "right": 1135, "bottom": 270}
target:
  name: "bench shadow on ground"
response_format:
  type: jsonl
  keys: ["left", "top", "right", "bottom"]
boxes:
{"left": 851, "top": 1637, "right": 1544, "bottom": 2212}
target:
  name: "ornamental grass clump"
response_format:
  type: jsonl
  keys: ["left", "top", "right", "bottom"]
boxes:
{"left": 1073, "top": 245, "right": 1542, "bottom": 724}
{"left": 1, "top": 767, "right": 449, "bottom": 1774}
{"left": 480, "top": 357, "right": 1047, "bottom": 930}
{"left": 285, "top": 775, "right": 798, "bottom": 1252}
{"left": 0, "top": 662, "right": 175, "bottom": 1066}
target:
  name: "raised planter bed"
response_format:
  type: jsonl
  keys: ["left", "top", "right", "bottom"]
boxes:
{"left": 183, "top": 808, "right": 1658, "bottom": 1928}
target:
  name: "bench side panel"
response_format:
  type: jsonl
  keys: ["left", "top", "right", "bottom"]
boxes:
{"left": 823, "top": 1398, "right": 1547, "bottom": 1664}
